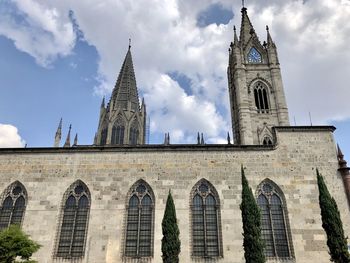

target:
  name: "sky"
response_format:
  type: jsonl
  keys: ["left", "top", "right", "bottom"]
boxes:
{"left": 0, "top": 0, "right": 350, "bottom": 157}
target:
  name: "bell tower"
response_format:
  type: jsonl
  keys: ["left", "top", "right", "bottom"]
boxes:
{"left": 228, "top": 7, "right": 289, "bottom": 145}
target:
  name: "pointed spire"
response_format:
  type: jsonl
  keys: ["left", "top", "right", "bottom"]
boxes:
{"left": 197, "top": 132, "right": 200, "bottom": 145}
{"left": 101, "top": 96, "right": 105, "bottom": 108}
{"left": 167, "top": 132, "right": 170, "bottom": 145}
{"left": 239, "top": 6, "right": 256, "bottom": 47}
{"left": 54, "top": 118, "right": 62, "bottom": 147}
{"left": 201, "top": 133, "right": 205, "bottom": 145}
{"left": 73, "top": 133, "right": 78, "bottom": 146}
{"left": 64, "top": 124, "right": 71, "bottom": 148}
{"left": 227, "top": 132, "right": 231, "bottom": 145}
{"left": 129, "top": 38, "right": 131, "bottom": 50}
{"left": 266, "top": 25, "right": 273, "bottom": 45}
{"left": 233, "top": 25, "right": 239, "bottom": 46}
{"left": 110, "top": 42, "right": 140, "bottom": 112}
{"left": 164, "top": 133, "right": 168, "bottom": 145}
{"left": 93, "top": 133, "right": 97, "bottom": 145}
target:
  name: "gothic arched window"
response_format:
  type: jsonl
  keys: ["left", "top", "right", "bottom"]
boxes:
{"left": 0, "top": 181, "right": 27, "bottom": 230}
{"left": 100, "top": 127, "right": 108, "bottom": 145}
{"left": 56, "top": 181, "right": 90, "bottom": 259}
{"left": 111, "top": 117, "right": 125, "bottom": 145}
{"left": 129, "top": 121, "right": 139, "bottom": 145}
{"left": 263, "top": 136, "right": 273, "bottom": 145}
{"left": 254, "top": 82, "right": 269, "bottom": 113}
{"left": 125, "top": 180, "right": 154, "bottom": 258}
{"left": 257, "top": 180, "right": 294, "bottom": 259}
{"left": 191, "top": 179, "right": 222, "bottom": 258}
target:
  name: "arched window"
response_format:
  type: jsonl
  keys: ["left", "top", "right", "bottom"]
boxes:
{"left": 100, "top": 127, "right": 108, "bottom": 145}
{"left": 257, "top": 180, "right": 294, "bottom": 259}
{"left": 56, "top": 181, "right": 90, "bottom": 259}
{"left": 191, "top": 179, "right": 222, "bottom": 258}
{"left": 125, "top": 180, "right": 154, "bottom": 257}
{"left": 129, "top": 121, "right": 139, "bottom": 145}
{"left": 111, "top": 117, "right": 125, "bottom": 145}
{"left": 263, "top": 136, "right": 273, "bottom": 145}
{"left": 254, "top": 82, "right": 269, "bottom": 113}
{"left": 0, "top": 181, "right": 27, "bottom": 230}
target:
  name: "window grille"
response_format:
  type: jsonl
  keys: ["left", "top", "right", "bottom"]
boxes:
{"left": 56, "top": 182, "right": 90, "bottom": 259}
{"left": 125, "top": 181, "right": 154, "bottom": 258}
{"left": 0, "top": 182, "right": 26, "bottom": 230}
{"left": 254, "top": 82, "right": 269, "bottom": 113}
{"left": 191, "top": 180, "right": 222, "bottom": 258}
{"left": 257, "top": 181, "right": 293, "bottom": 259}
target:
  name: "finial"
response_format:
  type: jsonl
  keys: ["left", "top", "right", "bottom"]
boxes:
{"left": 167, "top": 132, "right": 170, "bottom": 145}
{"left": 73, "top": 133, "right": 78, "bottom": 146}
{"left": 201, "top": 133, "right": 205, "bottom": 145}
{"left": 128, "top": 38, "right": 131, "bottom": 50}
{"left": 242, "top": 0, "right": 245, "bottom": 7}
{"left": 266, "top": 25, "right": 269, "bottom": 32}
{"left": 233, "top": 25, "right": 236, "bottom": 32}
{"left": 64, "top": 124, "right": 71, "bottom": 148}
{"left": 227, "top": 132, "right": 231, "bottom": 145}
{"left": 101, "top": 96, "right": 105, "bottom": 108}
{"left": 197, "top": 132, "right": 200, "bottom": 145}
{"left": 54, "top": 118, "right": 63, "bottom": 147}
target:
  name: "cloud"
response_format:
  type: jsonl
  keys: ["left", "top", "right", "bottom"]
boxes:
{"left": 0, "top": 0, "right": 76, "bottom": 66}
{"left": 2, "top": 0, "right": 350, "bottom": 143}
{"left": 0, "top": 124, "right": 25, "bottom": 148}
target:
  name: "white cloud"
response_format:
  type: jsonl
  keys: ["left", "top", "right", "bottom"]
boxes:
{"left": 2, "top": 0, "right": 350, "bottom": 143}
{"left": 0, "top": 124, "right": 25, "bottom": 148}
{"left": 0, "top": 0, "right": 76, "bottom": 66}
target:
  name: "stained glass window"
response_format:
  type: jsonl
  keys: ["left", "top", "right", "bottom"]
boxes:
{"left": 254, "top": 82, "right": 269, "bottom": 113}
{"left": 257, "top": 181, "right": 293, "bottom": 259}
{"left": 129, "top": 121, "right": 139, "bottom": 145}
{"left": 125, "top": 181, "right": 154, "bottom": 257}
{"left": 191, "top": 180, "right": 222, "bottom": 257}
{"left": 56, "top": 182, "right": 90, "bottom": 258}
{"left": 0, "top": 182, "right": 26, "bottom": 230}
{"left": 111, "top": 117, "right": 125, "bottom": 145}
{"left": 248, "top": 47, "right": 262, "bottom": 63}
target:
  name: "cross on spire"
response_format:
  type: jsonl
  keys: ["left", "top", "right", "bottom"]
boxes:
{"left": 128, "top": 38, "right": 131, "bottom": 50}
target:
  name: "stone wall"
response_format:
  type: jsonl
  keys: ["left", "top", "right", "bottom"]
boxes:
{"left": 0, "top": 126, "right": 347, "bottom": 263}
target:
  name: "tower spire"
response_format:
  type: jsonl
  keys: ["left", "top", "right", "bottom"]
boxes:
{"left": 266, "top": 25, "right": 273, "bottom": 45}
{"left": 233, "top": 25, "right": 239, "bottom": 45}
{"left": 64, "top": 124, "right": 71, "bottom": 148}
{"left": 54, "top": 118, "right": 62, "bottom": 147}
{"left": 239, "top": 6, "right": 257, "bottom": 47}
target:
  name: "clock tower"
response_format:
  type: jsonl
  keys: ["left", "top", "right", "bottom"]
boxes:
{"left": 228, "top": 7, "right": 290, "bottom": 145}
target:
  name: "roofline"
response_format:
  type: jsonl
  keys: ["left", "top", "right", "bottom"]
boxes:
{"left": 0, "top": 126, "right": 335, "bottom": 154}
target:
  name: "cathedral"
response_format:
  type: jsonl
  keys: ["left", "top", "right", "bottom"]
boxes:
{"left": 0, "top": 7, "right": 349, "bottom": 263}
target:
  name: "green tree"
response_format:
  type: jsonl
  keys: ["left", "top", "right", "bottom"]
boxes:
{"left": 161, "top": 190, "right": 180, "bottom": 263}
{"left": 317, "top": 169, "right": 350, "bottom": 263}
{"left": 240, "top": 165, "right": 266, "bottom": 263}
{"left": 0, "top": 224, "right": 41, "bottom": 263}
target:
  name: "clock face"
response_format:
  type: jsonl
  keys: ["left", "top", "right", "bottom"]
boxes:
{"left": 248, "top": 47, "right": 262, "bottom": 63}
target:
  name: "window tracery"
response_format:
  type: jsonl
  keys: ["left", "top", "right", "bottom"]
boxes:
{"left": 129, "top": 120, "right": 139, "bottom": 145}
{"left": 0, "top": 181, "right": 27, "bottom": 230}
{"left": 56, "top": 181, "right": 90, "bottom": 259}
{"left": 191, "top": 179, "right": 222, "bottom": 258}
{"left": 125, "top": 180, "right": 154, "bottom": 258}
{"left": 254, "top": 82, "right": 270, "bottom": 113}
{"left": 111, "top": 116, "right": 125, "bottom": 145}
{"left": 257, "top": 180, "right": 293, "bottom": 259}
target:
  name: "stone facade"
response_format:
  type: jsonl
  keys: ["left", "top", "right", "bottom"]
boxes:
{"left": 0, "top": 126, "right": 348, "bottom": 263}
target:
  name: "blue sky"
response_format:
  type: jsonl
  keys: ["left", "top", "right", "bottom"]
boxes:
{"left": 0, "top": 0, "right": 350, "bottom": 158}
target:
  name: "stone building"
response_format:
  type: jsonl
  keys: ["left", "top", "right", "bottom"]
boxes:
{"left": 0, "top": 7, "right": 349, "bottom": 263}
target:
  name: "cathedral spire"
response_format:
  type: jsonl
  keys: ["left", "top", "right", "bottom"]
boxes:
{"left": 266, "top": 25, "right": 274, "bottom": 46}
{"left": 64, "top": 124, "right": 71, "bottom": 148}
{"left": 233, "top": 26, "right": 239, "bottom": 46}
{"left": 54, "top": 118, "right": 62, "bottom": 147}
{"left": 110, "top": 44, "right": 140, "bottom": 112}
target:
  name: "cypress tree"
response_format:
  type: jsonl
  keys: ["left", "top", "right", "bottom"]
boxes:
{"left": 317, "top": 169, "right": 350, "bottom": 263}
{"left": 161, "top": 190, "right": 180, "bottom": 263}
{"left": 240, "top": 166, "right": 266, "bottom": 263}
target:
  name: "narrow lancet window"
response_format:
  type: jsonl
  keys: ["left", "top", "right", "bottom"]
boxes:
{"left": 111, "top": 117, "right": 125, "bottom": 145}
{"left": 129, "top": 121, "right": 139, "bottom": 145}
{"left": 56, "top": 181, "right": 90, "bottom": 259}
{"left": 254, "top": 82, "right": 270, "bottom": 113}
{"left": 257, "top": 180, "right": 294, "bottom": 259}
{"left": 191, "top": 179, "right": 222, "bottom": 258}
{"left": 125, "top": 180, "right": 154, "bottom": 258}
{"left": 0, "top": 182, "right": 27, "bottom": 230}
